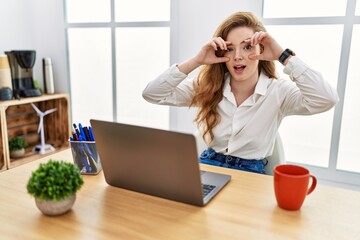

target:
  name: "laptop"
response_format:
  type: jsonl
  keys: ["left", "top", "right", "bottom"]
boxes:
{"left": 90, "top": 119, "right": 231, "bottom": 206}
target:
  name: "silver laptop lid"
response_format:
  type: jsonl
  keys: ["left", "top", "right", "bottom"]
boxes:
{"left": 91, "top": 119, "right": 207, "bottom": 206}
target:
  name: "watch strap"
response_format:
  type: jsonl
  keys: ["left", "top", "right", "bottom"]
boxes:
{"left": 279, "top": 48, "right": 295, "bottom": 64}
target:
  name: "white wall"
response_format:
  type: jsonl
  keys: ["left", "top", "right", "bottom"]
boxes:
{"left": 0, "top": 0, "right": 68, "bottom": 93}
{"left": 170, "top": 0, "right": 261, "bottom": 133}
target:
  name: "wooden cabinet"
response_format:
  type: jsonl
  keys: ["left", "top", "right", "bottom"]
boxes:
{"left": 0, "top": 93, "right": 71, "bottom": 170}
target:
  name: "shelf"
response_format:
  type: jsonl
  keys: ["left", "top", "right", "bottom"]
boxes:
{"left": 0, "top": 93, "right": 71, "bottom": 170}
{"left": 9, "top": 146, "right": 69, "bottom": 169}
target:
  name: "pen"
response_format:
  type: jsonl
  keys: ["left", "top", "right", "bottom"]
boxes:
{"left": 73, "top": 123, "right": 80, "bottom": 139}
{"left": 82, "top": 143, "right": 97, "bottom": 172}
{"left": 79, "top": 145, "right": 91, "bottom": 172}
{"left": 72, "top": 131, "right": 78, "bottom": 141}
{"left": 88, "top": 126, "right": 95, "bottom": 141}
{"left": 83, "top": 126, "right": 91, "bottom": 141}
{"left": 78, "top": 123, "right": 86, "bottom": 140}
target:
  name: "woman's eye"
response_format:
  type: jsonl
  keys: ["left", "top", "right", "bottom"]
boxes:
{"left": 222, "top": 48, "right": 233, "bottom": 56}
{"left": 244, "top": 44, "right": 252, "bottom": 51}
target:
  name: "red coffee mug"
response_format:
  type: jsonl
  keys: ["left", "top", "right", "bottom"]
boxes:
{"left": 274, "top": 164, "right": 317, "bottom": 211}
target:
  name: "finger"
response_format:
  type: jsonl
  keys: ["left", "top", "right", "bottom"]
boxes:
{"left": 250, "top": 32, "right": 261, "bottom": 46}
{"left": 256, "top": 32, "right": 268, "bottom": 43}
{"left": 213, "top": 37, "right": 227, "bottom": 50}
{"left": 253, "top": 33, "right": 262, "bottom": 45}
{"left": 210, "top": 41, "right": 218, "bottom": 51}
{"left": 215, "top": 57, "right": 230, "bottom": 63}
{"left": 218, "top": 37, "right": 227, "bottom": 50}
{"left": 248, "top": 53, "right": 262, "bottom": 61}
{"left": 251, "top": 31, "right": 265, "bottom": 46}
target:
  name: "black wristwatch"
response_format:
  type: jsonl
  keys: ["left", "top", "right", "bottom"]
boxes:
{"left": 278, "top": 48, "right": 295, "bottom": 64}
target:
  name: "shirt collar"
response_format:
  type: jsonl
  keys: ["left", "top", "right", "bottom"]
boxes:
{"left": 223, "top": 71, "right": 271, "bottom": 106}
{"left": 253, "top": 71, "right": 270, "bottom": 101}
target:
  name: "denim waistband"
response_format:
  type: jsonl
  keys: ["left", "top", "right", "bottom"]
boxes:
{"left": 199, "top": 148, "right": 268, "bottom": 174}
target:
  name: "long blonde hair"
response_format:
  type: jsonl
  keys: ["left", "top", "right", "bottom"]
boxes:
{"left": 190, "top": 12, "right": 277, "bottom": 143}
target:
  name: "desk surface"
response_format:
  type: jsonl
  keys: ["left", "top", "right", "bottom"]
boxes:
{"left": 1, "top": 149, "right": 359, "bottom": 239}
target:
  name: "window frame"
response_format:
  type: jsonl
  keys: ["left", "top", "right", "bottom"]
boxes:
{"left": 262, "top": 0, "right": 360, "bottom": 190}
{"left": 64, "top": 0, "right": 175, "bottom": 127}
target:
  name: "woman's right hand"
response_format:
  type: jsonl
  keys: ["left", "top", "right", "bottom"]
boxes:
{"left": 177, "top": 37, "right": 230, "bottom": 75}
{"left": 194, "top": 37, "right": 230, "bottom": 65}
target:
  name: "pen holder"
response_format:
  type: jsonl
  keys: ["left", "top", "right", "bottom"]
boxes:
{"left": 70, "top": 141, "right": 102, "bottom": 175}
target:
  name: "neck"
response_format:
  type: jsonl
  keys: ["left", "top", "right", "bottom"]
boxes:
{"left": 230, "top": 76, "right": 258, "bottom": 95}
{"left": 229, "top": 75, "right": 258, "bottom": 107}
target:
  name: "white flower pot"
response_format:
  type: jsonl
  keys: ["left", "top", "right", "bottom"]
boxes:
{"left": 35, "top": 195, "right": 76, "bottom": 216}
{"left": 10, "top": 148, "right": 25, "bottom": 158}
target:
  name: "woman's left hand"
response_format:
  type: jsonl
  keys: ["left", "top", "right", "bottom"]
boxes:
{"left": 247, "top": 31, "right": 284, "bottom": 62}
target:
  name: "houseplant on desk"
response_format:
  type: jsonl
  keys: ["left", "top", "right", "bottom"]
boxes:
{"left": 27, "top": 159, "right": 84, "bottom": 216}
{"left": 8, "top": 136, "right": 28, "bottom": 158}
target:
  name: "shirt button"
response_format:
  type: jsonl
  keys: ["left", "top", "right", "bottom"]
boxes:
{"left": 225, "top": 148, "right": 228, "bottom": 152}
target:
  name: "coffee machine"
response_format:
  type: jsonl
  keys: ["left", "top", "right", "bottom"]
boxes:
{"left": 5, "top": 50, "right": 42, "bottom": 99}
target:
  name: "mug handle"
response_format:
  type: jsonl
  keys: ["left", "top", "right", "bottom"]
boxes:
{"left": 307, "top": 174, "right": 317, "bottom": 195}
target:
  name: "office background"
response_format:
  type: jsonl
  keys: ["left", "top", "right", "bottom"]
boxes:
{"left": 0, "top": 0, "right": 260, "bottom": 128}
{"left": 0, "top": 0, "right": 359, "bottom": 190}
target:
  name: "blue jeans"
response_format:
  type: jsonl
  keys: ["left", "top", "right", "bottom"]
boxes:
{"left": 199, "top": 148, "right": 268, "bottom": 174}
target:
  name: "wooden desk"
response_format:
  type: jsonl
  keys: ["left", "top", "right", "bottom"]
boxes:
{"left": 1, "top": 149, "right": 359, "bottom": 239}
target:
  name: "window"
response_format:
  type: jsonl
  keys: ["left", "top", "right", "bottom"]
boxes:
{"left": 66, "top": 0, "right": 111, "bottom": 23}
{"left": 337, "top": 25, "right": 360, "bottom": 173}
{"left": 263, "top": 0, "right": 347, "bottom": 18}
{"left": 114, "top": 0, "right": 170, "bottom": 22}
{"left": 65, "top": 0, "right": 171, "bottom": 129}
{"left": 266, "top": 25, "right": 342, "bottom": 168}
{"left": 67, "top": 28, "right": 113, "bottom": 124}
{"left": 262, "top": 0, "right": 360, "bottom": 189}
{"left": 115, "top": 27, "right": 170, "bottom": 127}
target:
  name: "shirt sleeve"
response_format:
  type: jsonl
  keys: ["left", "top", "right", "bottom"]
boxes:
{"left": 142, "top": 64, "right": 195, "bottom": 107}
{"left": 279, "top": 56, "right": 339, "bottom": 116}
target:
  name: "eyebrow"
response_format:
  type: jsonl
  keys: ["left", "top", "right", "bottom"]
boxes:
{"left": 241, "top": 38, "right": 251, "bottom": 44}
{"left": 227, "top": 41, "right": 250, "bottom": 47}
{"left": 227, "top": 38, "right": 251, "bottom": 46}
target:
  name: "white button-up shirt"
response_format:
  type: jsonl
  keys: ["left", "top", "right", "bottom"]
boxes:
{"left": 142, "top": 57, "right": 339, "bottom": 159}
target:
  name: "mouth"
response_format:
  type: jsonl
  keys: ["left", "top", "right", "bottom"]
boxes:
{"left": 233, "top": 65, "right": 246, "bottom": 72}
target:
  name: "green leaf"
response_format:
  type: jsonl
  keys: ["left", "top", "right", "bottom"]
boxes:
{"left": 27, "top": 159, "right": 84, "bottom": 201}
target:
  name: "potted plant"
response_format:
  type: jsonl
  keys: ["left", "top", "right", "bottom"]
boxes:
{"left": 27, "top": 159, "right": 84, "bottom": 216}
{"left": 9, "top": 136, "right": 28, "bottom": 158}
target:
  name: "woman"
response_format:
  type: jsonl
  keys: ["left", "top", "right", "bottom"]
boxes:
{"left": 142, "top": 12, "right": 338, "bottom": 174}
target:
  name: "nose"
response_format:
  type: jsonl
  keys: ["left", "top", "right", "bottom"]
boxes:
{"left": 234, "top": 48, "right": 244, "bottom": 61}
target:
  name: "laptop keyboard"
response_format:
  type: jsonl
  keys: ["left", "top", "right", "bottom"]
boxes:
{"left": 202, "top": 184, "right": 216, "bottom": 197}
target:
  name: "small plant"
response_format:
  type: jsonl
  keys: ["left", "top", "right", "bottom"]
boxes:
{"left": 8, "top": 136, "right": 28, "bottom": 151}
{"left": 27, "top": 160, "right": 84, "bottom": 201}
